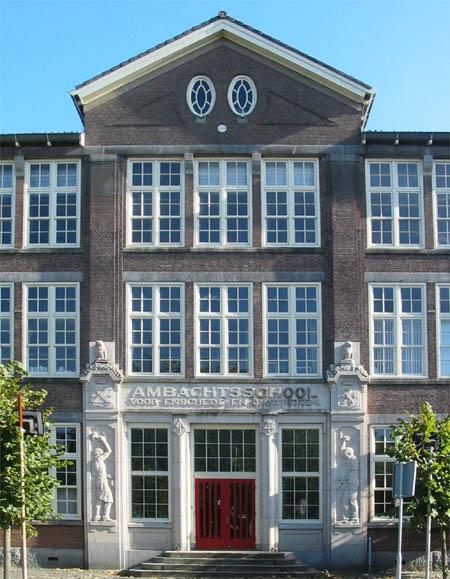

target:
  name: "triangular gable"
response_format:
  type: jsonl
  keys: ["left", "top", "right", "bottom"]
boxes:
{"left": 71, "top": 12, "right": 375, "bottom": 128}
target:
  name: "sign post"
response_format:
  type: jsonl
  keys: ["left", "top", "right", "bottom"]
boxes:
{"left": 393, "top": 461, "right": 417, "bottom": 579}
{"left": 17, "top": 394, "right": 27, "bottom": 579}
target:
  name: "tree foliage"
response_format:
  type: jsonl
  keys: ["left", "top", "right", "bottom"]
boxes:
{"left": 0, "top": 362, "right": 64, "bottom": 536}
{"left": 389, "top": 402, "right": 450, "bottom": 577}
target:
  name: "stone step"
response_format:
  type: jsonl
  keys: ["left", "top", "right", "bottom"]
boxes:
{"left": 161, "top": 550, "right": 289, "bottom": 559}
{"left": 140, "top": 563, "right": 309, "bottom": 572}
{"left": 148, "top": 557, "right": 296, "bottom": 566}
{"left": 127, "top": 569, "right": 321, "bottom": 578}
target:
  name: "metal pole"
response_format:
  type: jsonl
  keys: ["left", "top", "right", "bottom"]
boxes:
{"left": 425, "top": 473, "right": 432, "bottom": 579}
{"left": 18, "top": 394, "right": 28, "bottom": 579}
{"left": 396, "top": 465, "right": 404, "bottom": 579}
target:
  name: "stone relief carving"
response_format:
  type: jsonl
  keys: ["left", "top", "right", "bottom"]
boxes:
{"left": 337, "top": 434, "right": 359, "bottom": 524}
{"left": 91, "top": 384, "right": 115, "bottom": 409}
{"left": 340, "top": 341, "right": 354, "bottom": 366}
{"left": 337, "top": 388, "right": 360, "bottom": 409}
{"left": 262, "top": 418, "right": 276, "bottom": 437}
{"left": 90, "top": 431, "right": 114, "bottom": 521}
{"left": 172, "top": 417, "right": 188, "bottom": 436}
{"left": 95, "top": 340, "right": 108, "bottom": 361}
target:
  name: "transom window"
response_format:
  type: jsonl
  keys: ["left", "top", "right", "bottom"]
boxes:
{"left": 262, "top": 160, "right": 320, "bottom": 247}
{"left": 128, "top": 160, "right": 183, "bottom": 246}
{"left": 194, "top": 429, "right": 256, "bottom": 473}
{"left": 264, "top": 284, "right": 321, "bottom": 377}
{"left": 370, "top": 284, "right": 426, "bottom": 376}
{"left": 371, "top": 426, "right": 395, "bottom": 518}
{"left": 25, "top": 284, "right": 79, "bottom": 376}
{"left": 437, "top": 285, "right": 450, "bottom": 377}
{"left": 0, "top": 285, "right": 13, "bottom": 365}
{"left": 0, "top": 163, "right": 14, "bottom": 247}
{"left": 196, "top": 284, "right": 252, "bottom": 376}
{"left": 25, "top": 161, "right": 80, "bottom": 247}
{"left": 131, "top": 428, "right": 169, "bottom": 520}
{"left": 366, "top": 160, "right": 423, "bottom": 248}
{"left": 54, "top": 424, "right": 80, "bottom": 519}
{"left": 433, "top": 162, "right": 450, "bottom": 247}
{"left": 281, "top": 428, "right": 320, "bottom": 521}
{"left": 187, "top": 76, "right": 216, "bottom": 117}
{"left": 195, "top": 160, "right": 251, "bottom": 246}
{"left": 128, "top": 284, "right": 183, "bottom": 376}
{"left": 227, "top": 76, "right": 257, "bottom": 116}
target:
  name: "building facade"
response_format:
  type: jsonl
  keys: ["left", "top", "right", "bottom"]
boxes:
{"left": 0, "top": 12, "right": 449, "bottom": 571}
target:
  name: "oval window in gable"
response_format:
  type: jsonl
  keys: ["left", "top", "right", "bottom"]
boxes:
{"left": 186, "top": 76, "right": 216, "bottom": 117}
{"left": 228, "top": 75, "right": 257, "bottom": 117}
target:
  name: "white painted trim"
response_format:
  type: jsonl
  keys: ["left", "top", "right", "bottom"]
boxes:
{"left": 262, "top": 282, "right": 322, "bottom": 378}
{"left": 365, "top": 159, "right": 424, "bottom": 250}
{"left": 0, "top": 283, "right": 14, "bottom": 364}
{"left": 194, "top": 159, "right": 253, "bottom": 248}
{"left": 126, "top": 283, "right": 185, "bottom": 377}
{"left": 22, "top": 282, "right": 80, "bottom": 377}
{"left": 436, "top": 283, "right": 450, "bottom": 378}
{"left": 368, "top": 283, "right": 428, "bottom": 378}
{"left": 0, "top": 161, "right": 15, "bottom": 248}
{"left": 369, "top": 425, "right": 396, "bottom": 522}
{"left": 278, "top": 425, "right": 322, "bottom": 524}
{"left": 227, "top": 75, "right": 257, "bottom": 117}
{"left": 261, "top": 159, "right": 321, "bottom": 248}
{"left": 126, "top": 159, "right": 185, "bottom": 248}
{"left": 432, "top": 161, "right": 450, "bottom": 249}
{"left": 72, "top": 19, "right": 372, "bottom": 107}
{"left": 23, "top": 160, "right": 81, "bottom": 249}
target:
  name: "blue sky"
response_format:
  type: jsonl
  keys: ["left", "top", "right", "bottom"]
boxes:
{"left": 1, "top": 0, "right": 449, "bottom": 134}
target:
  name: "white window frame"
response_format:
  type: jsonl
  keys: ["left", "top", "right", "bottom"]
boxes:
{"left": 51, "top": 423, "right": 81, "bottom": 520}
{"left": 370, "top": 425, "right": 395, "bottom": 521}
{"left": 365, "top": 159, "right": 424, "bottom": 249}
{"left": 432, "top": 161, "right": 450, "bottom": 248}
{"left": 368, "top": 283, "right": 428, "bottom": 378}
{"left": 23, "top": 283, "right": 80, "bottom": 377}
{"left": 263, "top": 283, "right": 322, "bottom": 378}
{"left": 194, "top": 159, "right": 253, "bottom": 248}
{"left": 0, "top": 162, "right": 15, "bottom": 248}
{"left": 437, "top": 284, "right": 450, "bottom": 378}
{"left": 126, "top": 283, "right": 185, "bottom": 377}
{"left": 24, "top": 160, "right": 81, "bottom": 248}
{"left": 0, "top": 283, "right": 14, "bottom": 365}
{"left": 227, "top": 75, "right": 257, "bottom": 117}
{"left": 126, "top": 159, "right": 184, "bottom": 248}
{"left": 129, "top": 424, "right": 170, "bottom": 523}
{"left": 261, "top": 159, "right": 320, "bottom": 248}
{"left": 186, "top": 76, "right": 216, "bottom": 118}
{"left": 279, "top": 426, "right": 322, "bottom": 523}
{"left": 194, "top": 283, "right": 253, "bottom": 378}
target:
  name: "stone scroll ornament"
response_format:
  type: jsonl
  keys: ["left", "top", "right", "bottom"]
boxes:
{"left": 91, "top": 431, "right": 114, "bottom": 521}
{"left": 338, "top": 434, "right": 360, "bottom": 523}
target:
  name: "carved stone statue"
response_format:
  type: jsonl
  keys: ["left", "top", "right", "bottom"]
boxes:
{"left": 339, "top": 434, "right": 359, "bottom": 523}
{"left": 262, "top": 418, "right": 276, "bottom": 437}
{"left": 341, "top": 341, "right": 354, "bottom": 366}
{"left": 91, "top": 431, "right": 114, "bottom": 521}
{"left": 95, "top": 340, "right": 108, "bottom": 362}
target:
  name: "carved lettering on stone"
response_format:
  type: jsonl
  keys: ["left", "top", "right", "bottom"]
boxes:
{"left": 262, "top": 418, "right": 276, "bottom": 437}
{"left": 90, "top": 431, "right": 114, "bottom": 521}
{"left": 337, "top": 434, "right": 359, "bottom": 524}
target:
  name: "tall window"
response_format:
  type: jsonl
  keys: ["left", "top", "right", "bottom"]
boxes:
{"left": 262, "top": 160, "right": 320, "bottom": 247}
{"left": 196, "top": 284, "right": 252, "bottom": 376}
{"left": 0, "top": 285, "right": 13, "bottom": 365}
{"left": 264, "top": 284, "right": 321, "bottom": 377}
{"left": 366, "top": 160, "right": 423, "bottom": 248}
{"left": 195, "top": 160, "right": 251, "bottom": 247}
{"left": 128, "top": 284, "right": 183, "bottom": 375}
{"left": 433, "top": 162, "right": 450, "bottom": 247}
{"left": 25, "top": 161, "right": 80, "bottom": 247}
{"left": 438, "top": 285, "right": 450, "bottom": 377}
{"left": 54, "top": 424, "right": 80, "bottom": 519}
{"left": 0, "top": 163, "right": 14, "bottom": 247}
{"left": 25, "top": 284, "right": 79, "bottom": 376}
{"left": 371, "top": 426, "right": 394, "bottom": 518}
{"left": 194, "top": 429, "right": 256, "bottom": 473}
{"left": 127, "top": 160, "right": 183, "bottom": 246}
{"left": 370, "top": 284, "right": 426, "bottom": 376}
{"left": 281, "top": 428, "right": 320, "bottom": 520}
{"left": 130, "top": 427, "right": 169, "bottom": 520}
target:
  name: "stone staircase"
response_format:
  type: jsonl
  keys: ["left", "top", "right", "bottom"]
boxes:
{"left": 126, "top": 550, "right": 322, "bottom": 577}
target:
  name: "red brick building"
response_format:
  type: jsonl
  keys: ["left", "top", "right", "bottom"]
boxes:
{"left": 0, "top": 12, "right": 449, "bottom": 571}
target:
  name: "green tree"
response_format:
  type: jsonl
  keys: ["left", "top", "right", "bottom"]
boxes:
{"left": 389, "top": 402, "right": 450, "bottom": 579}
{"left": 0, "top": 362, "right": 64, "bottom": 579}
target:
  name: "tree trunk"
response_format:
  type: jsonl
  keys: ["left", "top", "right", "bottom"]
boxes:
{"left": 3, "top": 526, "right": 11, "bottom": 579}
{"left": 442, "top": 527, "right": 448, "bottom": 579}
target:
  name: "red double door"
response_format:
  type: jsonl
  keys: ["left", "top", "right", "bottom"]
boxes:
{"left": 195, "top": 478, "right": 256, "bottom": 549}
